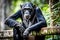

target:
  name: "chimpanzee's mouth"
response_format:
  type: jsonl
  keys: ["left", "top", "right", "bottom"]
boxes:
{"left": 26, "top": 16, "right": 30, "bottom": 19}
{"left": 24, "top": 14, "right": 31, "bottom": 19}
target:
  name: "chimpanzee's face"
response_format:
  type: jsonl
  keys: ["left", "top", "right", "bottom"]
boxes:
{"left": 21, "top": 2, "right": 34, "bottom": 20}
{"left": 23, "top": 9, "right": 33, "bottom": 19}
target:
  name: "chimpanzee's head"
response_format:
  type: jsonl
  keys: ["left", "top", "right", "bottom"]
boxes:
{"left": 20, "top": 2, "right": 35, "bottom": 20}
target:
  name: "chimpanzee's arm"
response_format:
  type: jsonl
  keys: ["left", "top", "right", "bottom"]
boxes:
{"left": 28, "top": 7, "right": 47, "bottom": 30}
{"left": 23, "top": 7, "right": 47, "bottom": 36}
{"left": 5, "top": 10, "right": 22, "bottom": 28}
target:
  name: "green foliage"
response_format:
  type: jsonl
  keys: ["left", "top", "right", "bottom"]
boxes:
{"left": 52, "top": 2, "right": 60, "bottom": 9}
{"left": 52, "top": 2, "right": 60, "bottom": 25}
{"left": 11, "top": 0, "right": 24, "bottom": 13}
{"left": 41, "top": 4, "right": 50, "bottom": 26}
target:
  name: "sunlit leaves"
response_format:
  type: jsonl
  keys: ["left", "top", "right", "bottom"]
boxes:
{"left": 52, "top": 2, "right": 60, "bottom": 25}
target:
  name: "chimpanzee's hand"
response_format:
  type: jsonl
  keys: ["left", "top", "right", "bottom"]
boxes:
{"left": 15, "top": 23, "right": 25, "bottom": 37}
{"left": 23, "top": 28, "right": 30, "bottom": 38}
{"left": 15, "top": 23, "right": 25, "bottom": 32}
{"left": 15, "top": 22, "right": 25, "bottom": 29}
{"left": 14, "top": 22, "right": 22, "bottom": 28}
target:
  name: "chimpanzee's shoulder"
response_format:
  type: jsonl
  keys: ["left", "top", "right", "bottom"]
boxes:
{"left": 16, "top": 10, "right": 22, "bottom": 14}
{"left": 17, "top": 10, "right": 21, "bottom": 13}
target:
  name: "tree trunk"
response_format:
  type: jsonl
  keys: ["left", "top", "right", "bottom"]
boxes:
{"left": 0, "top": 0, "right": 5, "bottom": 30}
{"left": 49, "top": 0, "right": 59, "bottom": 27}
{"left": 0, "top": 0, "right": 12, "bottom": 30}
{"left": 49, "top": 0, "right": 54, "bottom": 27}
{"left": 0, "top": 0, "right": 2, "bottom": 30}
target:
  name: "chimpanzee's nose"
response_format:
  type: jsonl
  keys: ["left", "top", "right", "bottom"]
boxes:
{"left": 24, "top": 10, "right": 31, "bottom": 19}
{"left": 25, "top": 10, "right": 30, "bottom": 14}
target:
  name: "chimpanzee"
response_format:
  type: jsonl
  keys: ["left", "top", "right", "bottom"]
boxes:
{"left": 5, "top": 2, "right": 47, "bottom": 40}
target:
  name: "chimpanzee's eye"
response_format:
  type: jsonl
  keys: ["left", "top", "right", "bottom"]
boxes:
{"left": 28, "top": 9, "right": 32, "bottom": 11}
{"left": 23, "top": 9, "right": 32, "bottom": 12}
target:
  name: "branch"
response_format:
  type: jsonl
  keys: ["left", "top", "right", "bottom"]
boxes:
{"left": 31, "top": 27, "right": 60, "bottom": 36}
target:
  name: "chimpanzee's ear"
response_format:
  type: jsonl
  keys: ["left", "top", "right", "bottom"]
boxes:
{"left": 20, "top": 5, "right": 22, "bottom": 8}
{"left": 33, "top": 5, "right": 36, "bottom": 9}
